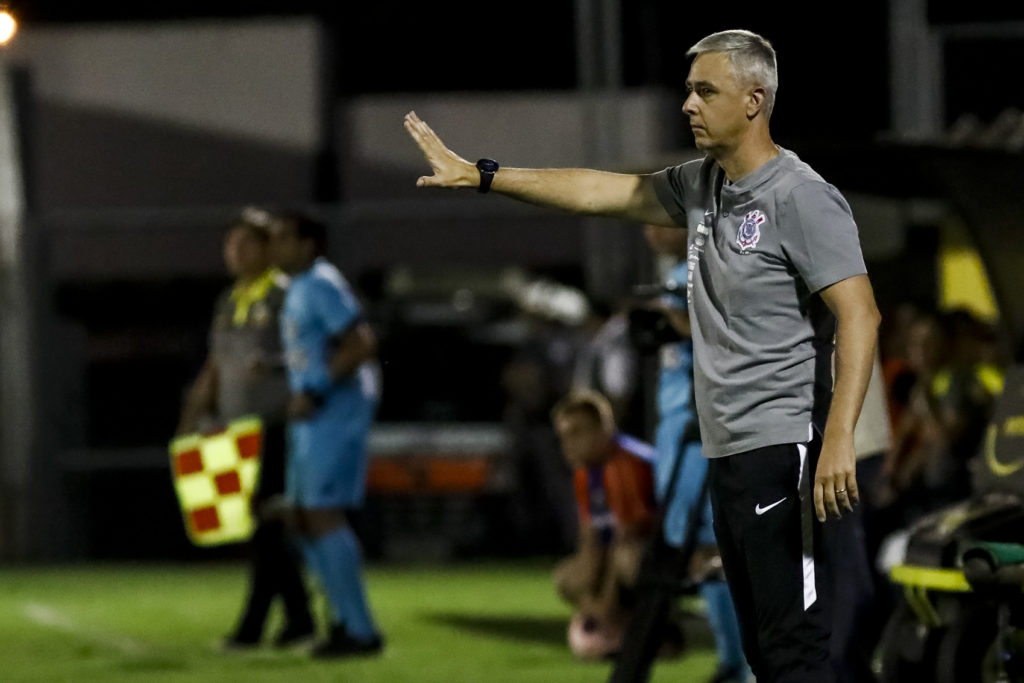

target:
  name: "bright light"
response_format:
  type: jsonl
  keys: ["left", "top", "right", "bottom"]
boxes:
{"left": 0, "top": 8, "right": 17, "bottom": 46}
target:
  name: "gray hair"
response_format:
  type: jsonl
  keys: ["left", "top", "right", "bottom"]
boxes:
{"left": 686, "top": 29, "right": 778, "bottom": 119}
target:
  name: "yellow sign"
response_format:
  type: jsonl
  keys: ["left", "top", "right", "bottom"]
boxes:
{"left": 168, "top": 416, "right": 263, "bottom": 546}
{"left": 938, "top": 224, "right": 999, "bottom": 324}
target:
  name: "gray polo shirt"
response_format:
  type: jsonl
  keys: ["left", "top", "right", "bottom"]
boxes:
{"left": 210, "top": 269, "right": 291, "bottom": 425}
{"left": 652, "top": 148, "right": 867, "bottom": 458}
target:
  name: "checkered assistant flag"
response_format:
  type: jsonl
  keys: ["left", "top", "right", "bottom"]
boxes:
{"left": 168, "top": 416, "right": 263, "bottom": 546}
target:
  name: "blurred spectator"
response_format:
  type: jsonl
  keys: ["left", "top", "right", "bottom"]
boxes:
{"left": 880, "top": 301, "right": 924, "bottom": 433}
{"left": 500, "top": 285, "right": 589, "bottom": 556}
{"left": 502, "top": 308, "right": 579, "bottom": 424}
{"left": 830, "top": 348, "right": 893, "bottom": 683}
{"left": 503, "top": 276, "right": 588, "bottom": 422}
{"left": 550, "top": 389, "right": 658, "bottom": 660}
{"left": 924, "top": 309, "right": 1004, "bottom": 500}
{"left": 881, "top": 306, "right": 946, "bottom": 517}
{"left": 176, "top": 208, "right": 315, "bottom": 650}
{"left": 871, "top": 308, "right": 1005, "bottom": 673}
{"left": 571, "top": 295, "right": 644, "bottom": 437}
{"left": 627, "top": 222, "right": 748, "bottom": 683}
{"left": 881, "top": 307, "right": 1004, "bottom": 522}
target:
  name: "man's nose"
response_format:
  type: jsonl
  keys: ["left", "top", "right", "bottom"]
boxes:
{"left": 682, "top": 93, "right": 697, "bottom": 116}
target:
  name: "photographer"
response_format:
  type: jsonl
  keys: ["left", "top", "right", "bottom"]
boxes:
{"left": 613, "top": 225, "right": 749, "bottom": 683}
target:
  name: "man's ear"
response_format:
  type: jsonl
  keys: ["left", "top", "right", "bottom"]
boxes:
{"left": 747, "top": 87, "right": 767, "bottom": 120}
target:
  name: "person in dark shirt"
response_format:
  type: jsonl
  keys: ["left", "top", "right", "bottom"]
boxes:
{"left": 177, "top": 208, "right": 314, "bottom": 650}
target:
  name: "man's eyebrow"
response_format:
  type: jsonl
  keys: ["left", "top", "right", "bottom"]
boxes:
{"left": 685, "top": 79, "right": 716, "bottom": 90}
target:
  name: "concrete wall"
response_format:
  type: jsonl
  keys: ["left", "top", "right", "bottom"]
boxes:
{"left": 340, "top": 88, "right": 686, "bottom": 200}
{"left": 3, "top": 18, "right": 326, "bottom": 209}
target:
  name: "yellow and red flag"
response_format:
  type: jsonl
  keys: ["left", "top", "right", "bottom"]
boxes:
{"left": 168, "top": 416, "right": 263, "bottom": 546}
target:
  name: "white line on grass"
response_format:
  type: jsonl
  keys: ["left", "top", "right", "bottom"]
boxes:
{"left": 22, "top": 602, "right": 149, "bottom": 656}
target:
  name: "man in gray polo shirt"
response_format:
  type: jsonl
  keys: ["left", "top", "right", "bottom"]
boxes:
{"left": 177, "top": 209, "right": 315, "bottom": 650}
{"left": 404, "top": 27, "right": 880, "bottom": 683}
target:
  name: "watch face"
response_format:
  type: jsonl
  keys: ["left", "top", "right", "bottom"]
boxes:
{"left": 477, "top": 158, "right": 499, "bottom": 173}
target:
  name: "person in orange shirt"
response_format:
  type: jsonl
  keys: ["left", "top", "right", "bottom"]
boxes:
{"left": 551, "top": 388, "right": 658, "bottom": 658}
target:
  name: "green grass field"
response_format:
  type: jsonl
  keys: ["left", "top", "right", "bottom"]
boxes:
{"left": 0, "top": 559, "right": 719, "bottom": 683}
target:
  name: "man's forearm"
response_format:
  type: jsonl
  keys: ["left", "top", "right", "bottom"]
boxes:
{"left": 492, "top": 167, "right": 669, "bottom": 223}
{"left": 326, "top": 322, "right": 377, "bottom": 383}
{"left": 819, "top": 275, "right": 882, "bottom": 440}
{"left": 827, "top": 308, "right": 880, "bottom": 438}
{"left": 404, "top": 110, "right": 678, "bottom": 226}
{"left": 404, "top": 112, "right": 673, "bottom": 224}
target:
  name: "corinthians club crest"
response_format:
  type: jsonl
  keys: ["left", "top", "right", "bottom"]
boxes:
{"left": 736, "top": 209, "right": 766, "bottom": 252}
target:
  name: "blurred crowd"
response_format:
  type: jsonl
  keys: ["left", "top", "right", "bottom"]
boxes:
{"left": 493, "top": 271, "right": 1009, "bottom": 674}
{"left": 875, "top": 302, "right": 1005, "bottom": 530}
{"left": 496, "top": 284, "right": 647, "bottom": 557}
{"left": 500, "top": 282, "right": 1007, "bottom": 548}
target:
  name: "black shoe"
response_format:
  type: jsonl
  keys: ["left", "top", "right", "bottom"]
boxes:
{"left": 273, "top": 623, "right": 316, "bottom": 649}
{"left": 311, "top": 626, "right": 384, "bottom": 659}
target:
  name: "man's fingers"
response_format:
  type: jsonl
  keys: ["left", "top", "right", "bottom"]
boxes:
{"left": 403, "top": 112, "right": 434, "bottom": 149}
{"left": 403, "top": 110, "right": 423, "bottom": 130}
{"left": 405, "top": 113, "right": 455, "bottom": 187}
{"left": 417, "top": 175, "right": 450, "bottom": 188}
{"left": 824, "top": 485, "right": 841, "bottom": 520}
{"left": 814, "top": 484, "right": 826, "bottom": 522}
{"left": 836, "top": 483, "right": 854, "bottom": 513}
{"left": 835, "top": 474, "right": 858, "bottom": 512}
{"left": 404, "top": 111, "right": 443, "bottom": 149}
{"left": 846, "top": 477, "right": 860, "bottom": 507}
{"left": 815, "top": 479, "right": 846, "bottom": 521}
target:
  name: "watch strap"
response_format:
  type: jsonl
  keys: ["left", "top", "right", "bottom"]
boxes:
{"left": 476, "top": 158, "right": 499, "bottom": 194}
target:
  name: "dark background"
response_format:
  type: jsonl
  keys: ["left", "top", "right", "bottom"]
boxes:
{"left": 8, "top": 0, "right": 1024, "bottom": 562}
{"left": 14, "top": 0, "right": 1024, "bottom": 142}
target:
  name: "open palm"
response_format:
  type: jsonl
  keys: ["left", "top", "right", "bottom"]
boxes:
{"left": 403, "top": 111, "right": 474, "bottom": 189}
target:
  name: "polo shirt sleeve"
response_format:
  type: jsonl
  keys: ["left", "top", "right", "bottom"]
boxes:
{"left": 778, "top": 181, "right": 867, "bottom": 294}
{"left": 651, "top": 166, "right": 690, "bottom": 227}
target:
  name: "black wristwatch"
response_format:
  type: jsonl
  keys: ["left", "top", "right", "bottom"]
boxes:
{"left": 476, "top": 158, "right": 499, "bottom": 194}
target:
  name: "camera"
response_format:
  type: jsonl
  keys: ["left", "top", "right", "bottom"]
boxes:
{"left": 627, "top": 282, "right": 685, "bottom": 354}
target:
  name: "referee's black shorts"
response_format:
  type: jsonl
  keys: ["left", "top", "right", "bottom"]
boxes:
{"left": 708, "top": 430, "right": 834, "bottom": 683}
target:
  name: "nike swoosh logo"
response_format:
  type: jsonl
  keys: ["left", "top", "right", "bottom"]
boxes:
{"left": 755, "top": 498, "right": 787, "bottom": 515}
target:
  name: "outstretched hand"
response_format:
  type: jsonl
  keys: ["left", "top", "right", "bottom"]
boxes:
{"left": 403, "top": 111, "right": 475, "bottom": 189}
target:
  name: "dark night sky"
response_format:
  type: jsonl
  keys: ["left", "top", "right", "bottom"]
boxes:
{"left": 11, "top": 0, "right": 1024, "bottom": 142}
